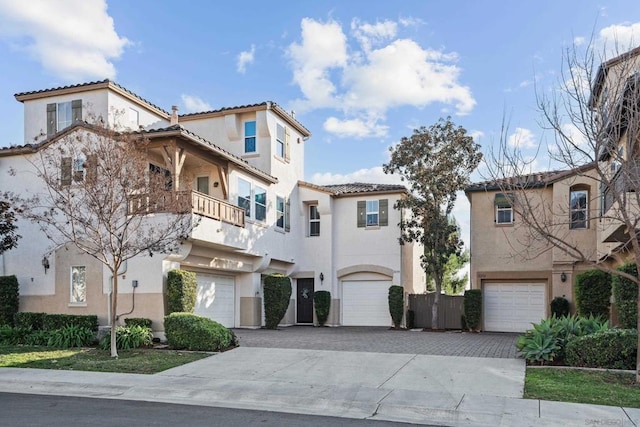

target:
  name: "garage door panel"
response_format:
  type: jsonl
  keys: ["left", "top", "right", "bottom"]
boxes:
{"left": 342, "top": 280, "right": 392, "bottom": 326}
{"left": 194, "top": 274, "right": 235, "bottom": 328}
{"left": 483, "top": 282, "right": 546, "bottom": 333}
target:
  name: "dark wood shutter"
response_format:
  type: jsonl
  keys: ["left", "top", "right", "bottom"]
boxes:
{"left": 60, "top": 157, "right": 72, "bottom": 186}
{"left": 285, "top": 127, "right": 291, "bottom": 162}
{"left": 72, "top": 99, "right": 82, "bottom": 123}
{"left": 285, "top": 197, "right": 291, "bottom": 232}
{"left": 357, "top": 200, "right": 366, "bottom": 227}
{"left": 47, "top": 103, "right": 56, "bottom": 136}
{"left": 380, "top": 199, "right": 388, "bottom": 226}
{"left": 85, "top": 154, "right": 98, "bottom": 183}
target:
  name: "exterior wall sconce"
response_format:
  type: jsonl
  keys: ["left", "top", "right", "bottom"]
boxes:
{"left": 319, "top": 272, "right": 324, "bottom": 283}
{"left": 42, "top": 256, "right": 50, "bottom": 274}
{"left": 560, "top": 272, "right": 567, "bottom": 283}
{"left": 213, "top": 182, "right": 219, "bottom": 188}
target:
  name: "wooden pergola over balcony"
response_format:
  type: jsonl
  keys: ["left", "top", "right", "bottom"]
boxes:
{"left": 129, "top": 190, "right": 245, "bottom": 227}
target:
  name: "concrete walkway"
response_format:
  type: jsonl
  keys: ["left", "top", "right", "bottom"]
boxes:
{"left": 0, "top": 346, "right": 638, "bottom": 426}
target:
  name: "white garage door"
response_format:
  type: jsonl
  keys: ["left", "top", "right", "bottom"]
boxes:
{"left": 483, "top": 282, "right": 546, "bottom": 332}
{"left": 194, "top": 273, "right": 235, "bottom": 328}
{"left": 342, "top": 280, "right": 392, "bottom": 326}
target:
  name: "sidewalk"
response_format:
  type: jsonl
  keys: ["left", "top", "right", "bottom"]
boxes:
{"left": 0, "top": 347, "right": 637, "bottom": 426}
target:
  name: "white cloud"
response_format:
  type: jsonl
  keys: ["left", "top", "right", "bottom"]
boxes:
{"left": 310, "top": 166, "right": 402, "bottom": 186}
{"left": 560, "top": 123, "right": 587, "bottom": 146}
{"left": 574, "top": 36, "right": 585, "bottom": 46}
{"left": 597, "top": 21, "right": 640, "bottom": 59}
{"left": 286, "top": 17, "right": 475, "bottom": 138}
{"left": 0, "top": 0, "right": 129, "bottom": 81}
{"left": 236, "top": 44, "right": 256, "bottom": 74}
{"left": 507, "top": 127, "right": 537, "bottom": 149}
{"left": 469, "top": 130, "right": 484, "bottom": 143}
{"left": 181, "top": 94, "right": 212, "bottom": 113}
{"left": 323, "top": 116, "right": 388, "bottom": 138}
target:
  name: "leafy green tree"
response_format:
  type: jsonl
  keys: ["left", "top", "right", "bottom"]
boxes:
{"left": 384, "top": 118, "right": 481, "bottom": 329}
{"left": 0, "top": 194, "right": 21, "bottom": 255}
{"left": 443, "top": 250, "right": 470, "bottom": 295}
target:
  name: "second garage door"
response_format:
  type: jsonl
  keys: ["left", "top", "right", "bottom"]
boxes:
{"left": 194, "top": 273, "right": 235, "bottom": 328}
{"left": 342, "top": 280, "right": 392, "bottom": 326}
{"left": 483, "top": 282, "right": 546, "bottom": 332}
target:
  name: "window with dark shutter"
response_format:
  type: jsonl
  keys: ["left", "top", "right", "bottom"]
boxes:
{"left": 357, "top": 200, "right": 366, "bottom": 227}
{"left": 379, "top": 199, "right": 388, "bottom": 226}
{"left": 71, "top": 99, "right": 82, "bottom": 123}
{"left": 47, "top": 103, "right": 56, "bottom": 137}
{"left": 285, "top": 197, "right": 291, "bottom": 232}
{"left": 85, "top": 154, "right": 98, "bottom": 183}
{"left": 61, "top": 157, "right": 72, "bottom": 186}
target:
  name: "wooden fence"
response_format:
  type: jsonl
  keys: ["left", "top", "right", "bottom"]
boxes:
{"left": 408, "top": 293, "right": 464, "bottom": 329}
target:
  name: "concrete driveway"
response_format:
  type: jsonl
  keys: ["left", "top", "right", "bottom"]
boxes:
{"left": 233, "top": 326, "right": 519, "bottom": 358}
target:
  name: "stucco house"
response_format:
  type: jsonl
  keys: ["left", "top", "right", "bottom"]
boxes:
{"left": 0, "top": 80, "right": 425, "bottom": 333}
{"left": 465, "top": 46, "right": 640, "bottom": 332}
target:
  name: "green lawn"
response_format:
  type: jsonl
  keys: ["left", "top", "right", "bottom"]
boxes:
{"left": 525, "top": 368, "right": 640, "bottom": 408}
{"left": 0, "top": 346, "right": 212, "bottom": 374}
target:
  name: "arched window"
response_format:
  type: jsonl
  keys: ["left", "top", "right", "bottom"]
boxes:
{"left": 569, "top": 185, "right": 589, "bottom": 229}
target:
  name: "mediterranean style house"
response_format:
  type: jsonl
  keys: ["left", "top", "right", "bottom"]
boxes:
{"left": 465, "top": 46, "right": 640, "bottom": 332}
{"left": 0, "top": 80, "right": 425, "bottom": 333}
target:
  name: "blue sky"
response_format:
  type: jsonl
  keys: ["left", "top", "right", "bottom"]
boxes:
{"left": 0, "top": 0, "right": 639, "bottom": 249}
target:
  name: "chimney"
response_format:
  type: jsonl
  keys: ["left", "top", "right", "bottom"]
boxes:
{"left": 290, "top": 110, "right": 296, "bottom": 119}
{"left": 170, "top": 105, "right": 179, "bottom": 125}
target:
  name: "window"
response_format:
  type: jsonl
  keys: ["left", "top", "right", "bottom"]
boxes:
{"left": 254, "top": 186, "right": 266, "bottom": 222}
{"left": 61, "top": 155, "right": 91, "bottom": 185}
{"left": 244, "top": 121, "right": 256, "bottom": 153}
{"left": 366, "top": 200, "right": 379, "bottom": 227}
{"left": 276, "top": 196, "right": 285, "bottom": 229}
{"left": 129, "top": 108, "right": 139, "bottom": 127}
{"left": 309, "top": 205, "right": 320, "bottom": 236}
{"left": 197, "top": 176, "right": 209, "bottom": 195}
{"left": 495, "top": 193, "right": 513, "bottom": 224}
{"left": 47, "top": 99, "right": 82, "bottom": 136}
{"left": 570, "top": 189, "right": 588, "bottom": 229}
{"left": 238, "top": 178, "right": 251, "bottom": 217}
{"left": 276, "top": 124, "right": 285, "bottom": 158}
{"left": 357, "top": 199, "right": 388, "bottom": 228}
{"left": 70, "top": 266, "right": 86, "bottom": 304}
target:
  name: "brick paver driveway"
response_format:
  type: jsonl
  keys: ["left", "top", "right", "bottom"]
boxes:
{"left": 233, "top": 326, "right": 519, "bottom": 358}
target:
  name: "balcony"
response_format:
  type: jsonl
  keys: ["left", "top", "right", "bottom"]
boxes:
{"left": 129, "top": 190, "right": 245, "bottom": 227}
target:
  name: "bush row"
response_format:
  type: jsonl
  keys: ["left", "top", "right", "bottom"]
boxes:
{"left": 0, "top": 275, "right": 19, "bottom": 326}
{"left": 14, "top": 312, "right": 98, "bottom": 331}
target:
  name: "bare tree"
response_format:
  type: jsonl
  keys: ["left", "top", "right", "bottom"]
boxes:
{"left": 16, "top": 122, "right": 194, "bottom": 357}
{"left": 485, "top": 40, "right": 640, "bottom": 381}
{"left": 384, "top": 118, "right": 482, "bottom": 329}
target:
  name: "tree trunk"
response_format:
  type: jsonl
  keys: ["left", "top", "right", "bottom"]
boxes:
{"left": 432, "top": 277, "right": 442, "bottom": 330}
{"left": 636, "top": 286, "right": 639, "bottom": 383}
{"left": 110, "top": 271, "right": 119, "bottom": 358}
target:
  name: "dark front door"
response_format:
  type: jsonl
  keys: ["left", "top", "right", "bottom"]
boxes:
{"left": 296, "top": 278, "right": 315, "bottom": 323}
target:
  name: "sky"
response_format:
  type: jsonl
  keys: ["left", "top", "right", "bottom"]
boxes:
{"left": 0, "top": 0, "right": 639, "bottom": 250}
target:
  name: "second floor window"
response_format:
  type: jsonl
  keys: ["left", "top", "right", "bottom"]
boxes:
{"left": 255, "top": 186, "right": 266, "bottom": 222}
{"left": 309, "top": 205, "right": 320, "bottom": 236}
{"left": 366, "top": 200, "right": 379, "bottom": 227}
{"left": 47, "top": 99, "right": 82, "bottom": 136}
{"left": 570, "top": 189, "right": 588, "bottom": 229}
{"left": 276, "top": 196, "right": 285, "bottom": 229}
{"left": 495, "top": 193, "right": 513, "bottom": 224}
{"left": 276, "top": 124, "right": 285, "bottom": 158}
{"left": 244, "top": 121, "right": 256, "bottom": 153}
{"left": 238, "top": 178, "right": 251, "bottom": 217}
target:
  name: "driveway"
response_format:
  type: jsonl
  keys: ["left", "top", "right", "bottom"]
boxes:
{"left": 233, "top": 326, "right": 519, "bottom": 358}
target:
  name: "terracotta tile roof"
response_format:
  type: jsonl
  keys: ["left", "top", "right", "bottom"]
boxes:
{"left": 14, "top": 79, "right": 170, "bottom": 116}
{"left": 179, "top": 102, "right": 270, "bottom": 118}
{"left": 320, "top": 182, "right": 407, "bottom": 195}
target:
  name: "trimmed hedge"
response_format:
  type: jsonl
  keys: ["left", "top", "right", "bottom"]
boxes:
{"left": 167, "top": 270, "right": 197, "bottom": 314}
{"left": 388, "top": 285, "right": 404, "bottom": 329}
{"left": 124, "top": 317, "right": 153, "bottom": 329}
{"left": 464, "top": 289, "right": 482, "bottom": 331}
{"left": 14, "top": 312, "right": 46, "bottom": 330}
{"left": 43, "top": 314, "right": 98, "bottom": 331}
{"left": 550, "top": 296, "right": 570, "bottom": 318}
{"left": 164, "top": 312, "right": 233, "bottom": 351}
{"left": 264, "top": 274, "right": 291, "bottom": 329}
{"left": 100, "top": 325, "right": 152, "bottom": 350}
{"left": 574, "top": 270, "right": 611, "bottom": 318}
{"left": 612, "top": 263, "right": 638, "bottom": 329}
{"left": 565, "top": 329, "right": 637, "bottom": 370}
{"left": 0, "top": 275, "right": 19, "bottom": 326}
{"left": 313, "top": 290, "right": 331, "bottom": 326}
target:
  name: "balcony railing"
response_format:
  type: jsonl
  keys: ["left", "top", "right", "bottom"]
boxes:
{"left": 128, "top": 190, "right": 245, "bottom": 227}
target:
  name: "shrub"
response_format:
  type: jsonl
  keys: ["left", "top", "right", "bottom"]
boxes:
{"left": 25, "top": 330, "right": 51, "bottom": 346}
{"left": 124, "top": 317, "right": 153, "bottom": 329}
{"left": 388, "top": 285, "right": 404, "bottom": 329}
{"left": 313, "top": 290, "right": 331, "bottom": 326}
{"left": 612, "top": 263, "right": 638, "bottom": 329}
{"left": 565, "top": 329, "right": 637, "bottom": 370}
{"left": 464, "top": 289, "right": 482, "bottom": 331}
{"left": 550, "top": 296, "right": 570, "bottom": 318}
{"left": 0, "top": 325, "right": 30, "bottom": 345}
{"left": 0, "top": 275, "right": 19, "bottom": 326}
{"left": 574, "top": 270, "right": 611, "bottom": 318}
{"left": 100, "top": 325, "right": 152, "bottom": 350}
{"left": 47, "top": 325, "right": 96, "bottom": 348}
{"left": 164, "top": 312, "right": 233, "bottom": 351}
{"left": 42, "top": 314, "right": 98, "bottom": 331}
{"left": 263, "top": 274, "right": 291, "bottom": 329}
{"left": 167, "top": 270, "right": 197, "bottom": 314}
{"left": 14, "top": 312, "right": 46, "bottom": 330}
{"left": 518, "top": 331, "right": 559, "bottom": 365}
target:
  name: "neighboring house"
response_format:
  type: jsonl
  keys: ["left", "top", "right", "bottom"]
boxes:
{"left": 0, "top": 80, "right": 424, "bottom": 332}
{"left": 465, "top": 46, "right": 640, "bottom": 332}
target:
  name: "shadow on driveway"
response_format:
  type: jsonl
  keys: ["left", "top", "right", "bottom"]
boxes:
{"left": 233, "top": 326, "right": 519, "bottom": 358}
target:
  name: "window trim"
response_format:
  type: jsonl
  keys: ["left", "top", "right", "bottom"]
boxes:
{"left": 569, "top": 188, "right": 588, "bottom": 230}
{"left": 70, "top": 265, "right": 87, "bottom": 305}
{"left": 244, "top": 120, "right": 257, "bottom": 153}
{"left": 366, "top": 200, "right": 379, "bottom": 228}
{"left": 309, "top": 204, "right": 320, "bottom": 236}
{"left": 237, "top": 178, "right": 252, "bottom": 218}
{"left": 196, "top": 176, "right": 210, "bottom": 195}
{"left": 276, "top": 123, "right": 285, "bottom": 158}
{"left": 495, "top": 193, "right": 514, "bottom": 225}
